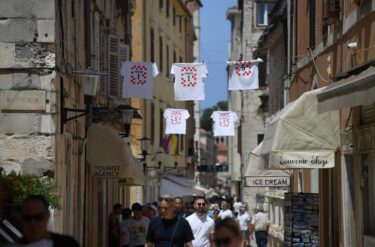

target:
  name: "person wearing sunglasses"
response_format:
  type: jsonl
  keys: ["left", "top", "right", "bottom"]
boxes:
{"left": 214, "top": 218, "right": 242, "bottom": 247}
{"left": 145, "top": 194, "right": 194, "bottom": 247}
{"left": 213, "top": 210, "right": 220, "bottom": 223}
{"left": 19, "top": 195, "right": 80, "bottom": 247}
{"left": 186, "top": 196, "right": 215, "bottom": 247}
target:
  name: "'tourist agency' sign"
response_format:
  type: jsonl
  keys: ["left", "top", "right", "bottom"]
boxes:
{"left": 93, "top": 165, "right": 121, "bottom": 177}
{"left": 245, "top": 176, "right": 290, "bottom": 187}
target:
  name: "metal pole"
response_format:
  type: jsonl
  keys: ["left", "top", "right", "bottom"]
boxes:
{"left": 285, "top": 0, "right": 292, "bottom": 106}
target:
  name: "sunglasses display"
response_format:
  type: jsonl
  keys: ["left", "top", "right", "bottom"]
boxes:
{"left": 21, "top": 213, "right": 46, "bottom": 222}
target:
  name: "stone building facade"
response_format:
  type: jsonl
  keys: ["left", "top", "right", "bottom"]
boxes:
{"left": 257, "top": 0, "right": 375, "bottom": 246}
{"left": 131, "top": 0, "right": 202, "bottom": 203}
{"left": 227, "top": 0, "right": 273, "bottom": 208}
{"left": 0, "top": 1, "right": 137, "bottom": 246}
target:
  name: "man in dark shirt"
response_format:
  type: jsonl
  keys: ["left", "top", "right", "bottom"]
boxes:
{"left": 145, "top": 194, "right": 194, "bottom": 247}
{"left": 174, "top": 197, "right": 188, "bottom": 218}
{"left": 19, "top": 195, "right": 80, "bottom": 247}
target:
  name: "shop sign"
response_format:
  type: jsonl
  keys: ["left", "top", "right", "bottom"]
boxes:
{"left": 0, "top": 90, "right": 46, "bottom": 111}
{"left": 268, "top": 151, "right": 335, "bottom": 169}
{"left": 245, "top": 176, "right": 290, "bottom": 187}
{"left": 93, "top": 165, "right": 120, "bottom": 177}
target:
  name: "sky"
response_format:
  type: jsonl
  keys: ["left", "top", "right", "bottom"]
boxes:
{"left": 200, "top": 0, "right": 237, "bottom": 110}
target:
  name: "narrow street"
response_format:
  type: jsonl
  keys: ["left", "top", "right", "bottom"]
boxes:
{"left": 0, "top": 0, "right": 375, "bottom": 247}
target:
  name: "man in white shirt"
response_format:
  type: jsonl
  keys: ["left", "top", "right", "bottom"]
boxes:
{"left": 122, "top": 203, "right": 150, "bottom": 247}
{"left": 186, "top": 196, "right": 215, "bottom": 247}
{"left": 237, "top": 205, "right": 251, "bottom": 247}
{"left": 232, "top": 198, "right": 242, "bottom": 215}
{"left": 218, "top": 201, "right": 233, "bottom": 220}
{"left": 249, "top": 208, "right": 269, "bottom": 247}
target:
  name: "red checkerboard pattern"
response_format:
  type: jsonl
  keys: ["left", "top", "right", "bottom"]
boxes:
{"left": 234, "top": 61, "right": 252, "bottom": 77}
{"left": 180, "top": 66, "right": 198, "bottom": 87}
{"left": 130, "top": 65, "right": 148, "bottom": 85}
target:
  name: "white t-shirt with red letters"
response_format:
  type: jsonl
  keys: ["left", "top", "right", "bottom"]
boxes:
{"left": 211, "top": 111, "right": 238, "bottom": 136}
{"left": 164, "top": 109, "right": 190, "bottom": 135}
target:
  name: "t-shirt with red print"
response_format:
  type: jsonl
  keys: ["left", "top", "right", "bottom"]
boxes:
{"left": 121, "top": 62, "right": 159, "bottom": 99}
{"left": 171, "top": 63, "right": 208, "bottom": 101}
{"left": 211, "top": 111, "right": 238, "bottom": 136}
{"left": 228, "top": 62, "right": 259, "bottom": 90}
{"left": 164, "top": 109, "right": 190, "bottom": 135}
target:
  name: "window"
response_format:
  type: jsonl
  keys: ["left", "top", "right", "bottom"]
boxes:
{"left": 173, "top": 7, "right": 176, "bottom": 26}
{"left": 151, "top": 103, "right": 155, "bottom": 145}
{"left": 166, "top": 0, "right": 170, "bottom": 17}
{"left": 159, "top": 36, "right": 163, "bottom": 73}
{"left": 159, "top": 109, "right": 164, "bottom": 146}
{"left": 159, "top": 0, "right": 163, "bottom": 9}
{"left": 361, "top": 153, "right": 375, "bottom": 237}
{"left": 179, "top": 56, "right": 183, "bottom": 63}
{"left": 309, "top": 0, "right": 316, "bottom": 49}
{"left": 179, "top": 135, "right": 184, "bottom": 152}
{"left": 150, "top": 28, "right": 155, "bottom": 62}
{"left": 256, "top": 2, "right": 274, "bottom": 26}
{"left": 166, "top": 45, "right": 169, "bottom": 77}
{"left": 179, "top": 17, "right": 182, "bottom": 33}
{"left": 173, "top": 50, "right": 177, "bottom": 63}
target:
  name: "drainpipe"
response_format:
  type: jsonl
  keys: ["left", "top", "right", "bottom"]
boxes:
{"left": 284, "top": 0, "right": 291, "bottom": 107}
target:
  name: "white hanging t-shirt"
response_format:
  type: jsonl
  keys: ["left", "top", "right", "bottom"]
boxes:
{"left": 228, "top": 62, "right": 259, "bottom": 90}
{"left": 211, "top": 111, "right": 238, "bottom": 136}
{"left": 171, "top": 63, "right": 208, "bottom": 101}
{"left": 164, "top": 108, "right": 190, "bottom": 134}
{"left": 121, "top": 62, "right": 159, "bottom": 99}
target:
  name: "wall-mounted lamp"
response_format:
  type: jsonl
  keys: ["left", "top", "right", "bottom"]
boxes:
{"left": 117, "top": 105, "right": 140, "bottom": 137}
{"left": 61, "top": 68, "right": 106, "bottom": 133}
{"left": 72, "top": 68, "right": 107, "bottom": 96}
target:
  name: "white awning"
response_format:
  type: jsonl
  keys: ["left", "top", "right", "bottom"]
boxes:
{"left": 87, "top": 125, "right": 145, "bottom": 185}
{"left": 260, "top": 88, "right": 340, "bottom": 169}
{"left": 160, "top": 175, "right": 210, "bottom": 197}
{"left": 317, "top": 66, "right": 375, "bottom": 113}
{"left": 245, "top": 142, "right": 290, "bottom": 187}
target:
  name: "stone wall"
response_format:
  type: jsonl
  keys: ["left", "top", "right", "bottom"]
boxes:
{"left": 0, "top": 0, "right": 56, "bottom": 176}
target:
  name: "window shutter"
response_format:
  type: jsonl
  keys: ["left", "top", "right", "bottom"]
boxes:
{"left": 99, "top": 26, "right": 108, "bottom": 93}
{"left": 108, "top": 34, "right": 119, "bottom": 98}
{"left": 361, "top": 104, "right": 373, "bottom": 124}
{"left": 118, "top": 43, "right": 130, "bottom": 102}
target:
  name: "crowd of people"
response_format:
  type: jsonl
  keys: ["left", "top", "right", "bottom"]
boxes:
{"left": 0, "top": 192, "right": 269, "bottom": 247}
{"left": 109, "top": 195, "right": 270, "bottom": 247}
